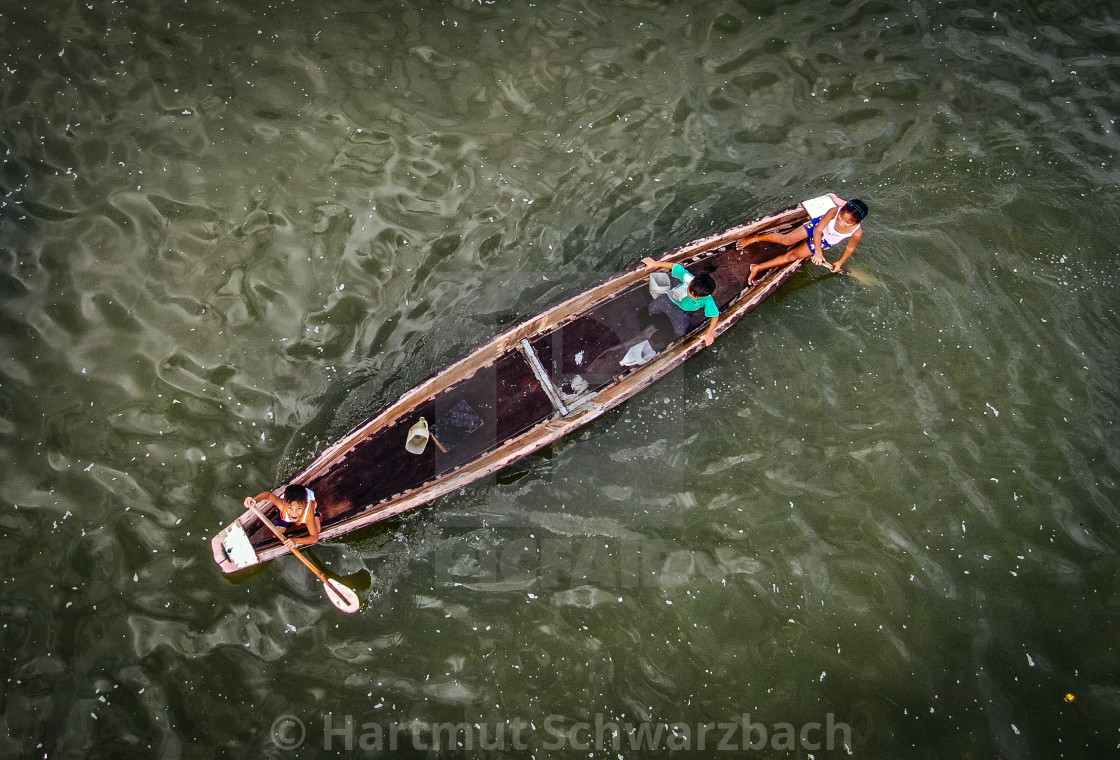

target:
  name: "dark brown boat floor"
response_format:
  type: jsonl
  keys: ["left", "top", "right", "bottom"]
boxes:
{"left": 246, "top": 238, "right": 791, "bottom": 547}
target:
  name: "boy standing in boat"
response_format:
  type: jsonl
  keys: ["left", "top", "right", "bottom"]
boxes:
{"left": 247, "top": 484, "right": 321, "bottom": 546}
{"left": 641, "top": 258, "right": 721, "bottom": 346}
{"left": 739, "top": 195, "right": 868, "bottom": 285}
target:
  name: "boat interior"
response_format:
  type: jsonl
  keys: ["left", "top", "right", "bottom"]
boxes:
{"left": 242, "top": 235, "right": 793, "bottom": 548}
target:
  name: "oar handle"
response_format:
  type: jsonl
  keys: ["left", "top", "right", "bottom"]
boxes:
{"left": 245, "top": 502, "right": 330, "bottom": 584}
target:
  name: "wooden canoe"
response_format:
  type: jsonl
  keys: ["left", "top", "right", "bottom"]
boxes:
{"left": 211, "top": 196, "right": 827, "bottom": 573}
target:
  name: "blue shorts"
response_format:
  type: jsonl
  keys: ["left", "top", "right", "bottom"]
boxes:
{"left": 803, "top": 219, "right": 833, "bottom": 254}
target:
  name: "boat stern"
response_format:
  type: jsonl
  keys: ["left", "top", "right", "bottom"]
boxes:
{"left": 211, "top": 518, "right": 261, "bottom": 574}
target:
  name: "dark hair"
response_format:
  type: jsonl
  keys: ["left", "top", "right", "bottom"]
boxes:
{"left": 282, "top": 484, "right": 310, "bottom": 502}
{"left": 689, "top": 273, "right": 716, "bottom": 297}
{"left": 843, "top": 198, "right": 869, "bottom": 221}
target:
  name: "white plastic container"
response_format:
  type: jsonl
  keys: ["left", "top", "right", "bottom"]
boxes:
{"left": 801, "top": 194, "right": 837, "bottom": 219}
{"left": 620, "top": 340, "right": 656, "bottom": 367}
{"left": 648, "top": 271, "right": 671, "bottom": 297}
{"left": 405, "top": 417, "right": 430, "bottom": 454}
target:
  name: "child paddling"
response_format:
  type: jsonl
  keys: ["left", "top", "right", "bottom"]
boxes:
{"left": 249, "top": 484, "right": 321, "bottom": 546}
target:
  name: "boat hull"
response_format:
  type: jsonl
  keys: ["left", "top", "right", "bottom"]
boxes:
{"left": 212, "top": 198, "right": 820, "bottom": 573}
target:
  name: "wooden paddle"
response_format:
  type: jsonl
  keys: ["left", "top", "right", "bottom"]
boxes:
{"left": 244, "top": 500, "right": 361, "bottom": 614}
{"left": 811, "top": 257, "right": 877, "bottom": 284}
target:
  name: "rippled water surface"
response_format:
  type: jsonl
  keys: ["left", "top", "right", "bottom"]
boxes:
{"left": 2, "top": 0, "right": 1119, "bottom": 757}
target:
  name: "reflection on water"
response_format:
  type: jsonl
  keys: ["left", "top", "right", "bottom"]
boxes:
{"left": 1, "top": 0, "right": 1118, "bottom": 756}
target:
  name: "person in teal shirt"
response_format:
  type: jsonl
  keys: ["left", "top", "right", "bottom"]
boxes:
{"left": 642, "top": 258, "right": 720, "bottom": 346}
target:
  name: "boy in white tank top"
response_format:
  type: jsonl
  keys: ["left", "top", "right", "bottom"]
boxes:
{"left": 737, "top": 195, "right": 868, "bottom": 286}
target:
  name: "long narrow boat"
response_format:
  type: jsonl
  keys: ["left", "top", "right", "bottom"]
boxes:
{"left": 212, "top": 195, "right": 832, "bottom": 573}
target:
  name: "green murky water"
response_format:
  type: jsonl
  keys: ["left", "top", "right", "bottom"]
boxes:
{"left": 2, "top": 0, "right": 1118, "bottom": 757}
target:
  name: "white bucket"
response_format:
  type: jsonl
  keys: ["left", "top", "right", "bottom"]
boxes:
{"left": 648, "top": 271, "right": 671, "bottom": 297}
{"left": 405, "top": 417, "right": 430, "bottom": 454}
{"left": 620, "top": 340, "right": 656, "bottom": 367}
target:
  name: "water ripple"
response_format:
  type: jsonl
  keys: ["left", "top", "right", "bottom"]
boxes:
{"left": 2, "top": 0, "right": 1120, "bottom": 757}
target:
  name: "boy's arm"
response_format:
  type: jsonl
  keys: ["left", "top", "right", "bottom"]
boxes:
{"left": 252, "top": 491, "right": 283, "bottom": 510}
{"left": 641, "top": 257, "right": 674, "bottom": 271}
{"left": 809, "top": 208, "right": 835, "bottom": 263}
{"left": 831, "top": 227, "right": 863, "bottom": 270}
{"left": 293, "top": 512, "right": 321, "bottom": 546}
{"left": 702, "top": 316, "right": 719, "bottom": 347}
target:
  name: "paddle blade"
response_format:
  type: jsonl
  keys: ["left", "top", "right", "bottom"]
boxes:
{"left": 845, "top": 268, "right": 876, "bottom": 286}
{"left": 323, "top": 578, "right": 361, "bottom": 614}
